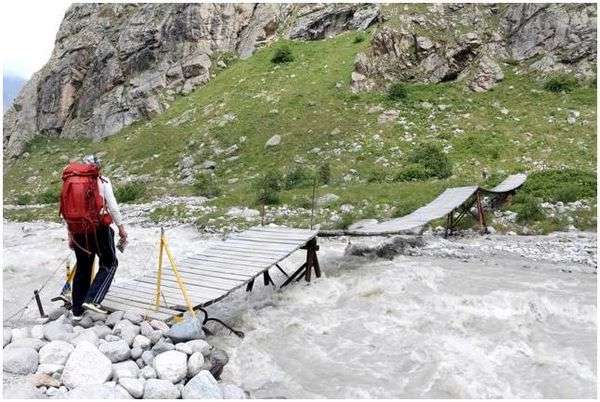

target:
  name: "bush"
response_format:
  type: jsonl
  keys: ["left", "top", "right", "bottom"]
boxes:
{"left": 543, "top": 75, "right": 578, "bottom": 93}
{"left": 284, "top": 165, "right": 313, "bottom": 189}
{"left": 512, "top": 194, "right": 544, "bottom": 223}
{"left": 254, "top": 170, "right": 282, "bottom": 205}
{"left": 336, "top": 213, "right": 356, "bottom": 230}
{"left": 16, "top": 194, "right": 32, "bottom": 205}
{"left": 367, "top": 168, "right": 388, "bottom": 183}
{"left": 37, "top": 188, "right": 60, "bottom": 204}
{"left": 353, "top": 32, "right": 367, "bottom": 43}
{"left": 271, "top": 45, "right": 294, "bottom": 64}
{"left": 407, "top": 143, "right": 452, "bottom": 179}
{"left": 394, "top": 164, "right": 430, "bottom": 182}
{"left": 519, "top": 169, "right": 596, "bottom": 202}
{"left": 114, "top": 182, "right": 145, "bottom": 203}
{"left": 318, "top": 162, "right": 331, "bottom": 185}
{"left": 193, "top": 173, "right": 221, "bottom": 198}
{"left": 387, "top": 83, "right": 408, "bottom": 101}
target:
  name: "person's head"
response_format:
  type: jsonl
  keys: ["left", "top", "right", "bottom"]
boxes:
{"left": 82, "top": 154, "right": 102, "bottom": 169}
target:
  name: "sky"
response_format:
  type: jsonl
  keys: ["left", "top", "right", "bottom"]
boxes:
{"left": 1, "top": 1, "right": 72, "bottom": 79}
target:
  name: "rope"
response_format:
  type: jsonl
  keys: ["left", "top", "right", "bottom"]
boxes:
{"left": 3, "top": 255, "right": 70, "bottom": 325}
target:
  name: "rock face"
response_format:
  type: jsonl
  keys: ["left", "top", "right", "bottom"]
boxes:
{"left": 351, "top": 4, "right": 596, "bottom": 93}
{"left": 3, "top": 3, "right": 380, "bottom": 157}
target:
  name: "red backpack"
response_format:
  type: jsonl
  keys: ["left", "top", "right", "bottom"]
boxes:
{"left": 59, "top": 162, "right": 107, "bottom": 234}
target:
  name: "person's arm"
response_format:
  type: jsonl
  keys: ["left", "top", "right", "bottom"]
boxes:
{"left": 102, "top": 178, "right": 127, "bottom": 239}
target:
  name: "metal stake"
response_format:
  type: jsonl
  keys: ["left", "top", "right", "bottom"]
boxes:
{"left": 34, "top": 290, "right": 47, "bottom": 318}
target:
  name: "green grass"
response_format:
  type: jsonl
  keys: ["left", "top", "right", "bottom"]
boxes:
{"left": 3, "top": 30, "right": 597, "bottom": 231}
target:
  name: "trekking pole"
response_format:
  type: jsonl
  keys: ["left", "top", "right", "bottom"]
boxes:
{"left": 34, "top": 290, "right": 47, "bottom": 318}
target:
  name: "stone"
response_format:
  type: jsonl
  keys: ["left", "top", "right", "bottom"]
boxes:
{"left": 148, "top": 330, "right": 164, "bottom": 345}
{"left": 71, "top": 328, "right": 99, "bottom": 346}
{"left": 153, "top": 350, "right": 188, "bottom": 384}
{"left": 4, "top": 337, "right": 46, "bottom": 351}
{"left": 202, "top": 160, "right": 217, "bottom": 170}
{"left": 43, "top": 317, "right": 75, "bottom": 342}
{"left": 84, "top": 310, "right": 108, "bottom": 322}
{"left": 131, "top": 346, "right": 144, "bottom": 360}
{"left": 468, "top": 56, "right": 504, "bottom": 92}
{"left": 113, "top": 320, "right": 140, "bottom": 346}
{"left": 91, "top": 324, "right": 112, "bottom": 339}
{"left": 112, "top": 360, "right": 140, "bottom": 380}
{"left": 30, "top": 325, "right": 44, "bottom": 340}
{"left": 3, "top": 347, "right": 39, "bottom": 374}
{"left": 187, "top": 352, "right": 205, "bottom": 378}
{"left": 30, "top": 372, "right": 61, "bottom": 388}
{"left": 136, "top": 358, "right": 145, "bottom": 368}
{"left": 208, "top": 348, "right": 229, "bottom": 379}
{"left": 317, "top": 193, "right": 340, "bottom": 207}
{"left": 140, "top": 321, "right": 154, "bottom": 338}
{"left": 221, "top": 383, "right": 246, "bottom": 399}
{"left": 265, "top": 134, "right": 281, "bottom": 148}
{"left": 61, "top": 341, "right": 112, "bottom": 389}
{"left": 175, "top": 342, "right": 193, "bottom": 355}
{"left": 149, "top": 320, "right": 170, "bottom": 332}
{"left": 105, "top": 334, "right": 122, "bottom": 342}
{"left": 38, "top": 340, "right": 74, "bottom": 365}
{"left": 132, "top": 335, "right": 151, "bottom": 350}
{"left": 141, "top": 350, "right": 155, "bottom": 366}
{"left": 36, "top": 363, "right": 64, "bottom": 375}
{"left": 186, "top": 339, "right": 211, "bottom": 356}
{"left": 77, "top": 316, "right": 95, "bottom": 329}
{"left": 123, "top": 311, "right": 144, "bottom": 325}
{"left": 165, "top": 318, "right": 205, "bottom": 343}
{"left": 11, "top": 327, "right": 30, "bottom": 341}
{"left": 99, "top": 339, "right": 131, "bottom": 363}
{"left": 152, "top": 338, "right": 175, "bottom": 354}
{"left": 182, "top": 370, "right": 223, "bottom": 399}
{"left": 140, "top": 365, "right": 158, "bottom": 379}
{"left": 47, "top": 307, "right": 67, "bottom": 321}
{"left": 63, "top": 382, "right": 133, "bottom": 399}
{"left": 143, "top": 378, "right": 181, "bottom": 399}
{"left": 106, "top": 311, "right": 125, "bottom": 327}
{"left": 119, "top": 377, "right": 145, "bottom": 399}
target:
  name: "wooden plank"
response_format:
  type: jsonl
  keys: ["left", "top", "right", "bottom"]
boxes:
{"left": 180, "top": 257, "right": 271, "bottom": 272}
{"left": 102, "top": 296, "right": 178, "bottom": 318}
{"left": 237, "top": 230, "right": 316, "bottom": 241}
{"left": 150, "top": 270, "right": 245, "bottom": 290}
{"left": 157, "top": 266, "right": 247, "bottom": 285}
{"left": 117, "top": 281, "right": 216, "bottom": 306}
{"left": 102, "top": 300, "right": 173, "bottom": 321}
{"left": 106, "top": 288, "right": 180, "bottom": 310}
{"left": 208, "top": 245, "right": 287, "bottom": 258}
{"left": 188, "top": 252, "right": 281, "bottom": 266}
{"left": 218, "top": 239, "right": 296, "bottom": 251}
{"left": 199, "top": 250, "right": 282, "bottom": 263}
{"left": 175, "top": 262, "right": 256, "bottom": 279}
{"left": 228, "top": 235, "right": 304, "bottom": 245}
{"left": 186, "top": 255, "right": 277, "bottom": 269}
{"left": 135, "top": 276, "right": 228, "bottom": 298}
{"left": 248, "top": 226, "right": 317, "bottom": 235}
{"left": 111, "top": 282, "right": 189, "bottom": 305}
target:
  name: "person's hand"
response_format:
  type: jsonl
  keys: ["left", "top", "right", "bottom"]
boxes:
{"left": 118, "top": 224, "right": 127, "bottom": 240}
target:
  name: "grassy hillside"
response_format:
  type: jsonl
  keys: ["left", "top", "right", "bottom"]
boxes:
{"left": 3, "top": 31, "right": 597, "bottom": 232}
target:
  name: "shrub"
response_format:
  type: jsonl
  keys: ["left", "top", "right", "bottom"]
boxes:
{"left": 16, "top": 194, "right": 32, "bottom": 205}
{"left": 353, "top": 32, "right": 367, "bottom": 43}
{"left": 520, "top": 169, "right": 596, "bottom": 202}
{"left": 193, "top": 173, "right": 221, "bottom": 198}
{"left": 336, "top": 213, "right": 356, "bottom": 230}
{"left": 407, "top": 143, "right": 452, "bottom": 179}
{"left": 367, "top": 168, "right": 388, "bottom": 183}
{"left": 284, "top": 165, "right": 313, "bottom": 189}
{"left": 318, "top": 162, "right": 331, "bottom": 185}
{"left": 254, "top": 170, "right": 282, "bottom": 205}
{"left": 271, "top": 45, "right": 294, "bottom": 64}
{"left": 543, "top": 74, "right": 578, "bottom": 93}
{"left": 114, "top": 182, "right": 145, "bottom": 203}
{"left": 387, "top": 83, "right": 408, "bottom": 101}
{"left": 512, "top": 194, "right": 544, "bottom": 223}
{"left": 394, "top": 164, "right": 430, "bottom": 182}
{"left": 37, "top": 188, "right": 60, "bottom": 204}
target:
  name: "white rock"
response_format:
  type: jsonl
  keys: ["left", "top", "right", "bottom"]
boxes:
{"left": 36, "top": 364, "right": 64, "bottom": 375}
{"left": 61, "top": 341, "right": 112, "bottom": 389}
{"left": 186, "top": 339, "right": 211, "bottom": 356}
{"left": 175, "top": 342, "right": 193, "bottom": 355}
{"left": 71, "top": 328, "right": 99, "bottom": 346}
{"left": 143, "top": 379, "right": 181, "bottom": 399}
{"left": 141, "top": 350, "right": 155, "bottom": 366}
{"left": 4, "top": 337, "right": 46, "bottom": 351}
{"left": 123, "top": 311, "right": 144, "bottom": 325}
{"left": 187, "top": 352, "right": 205, "bottom": 378}
{"left": 132, "top": 335, "right": 151, "bottom": 350}
{"left": 3, "top": 347, "right": 39, "bottom": 374}
{"left": 112, "top": 360, "right": 140, "bottom": 380}
{"left": 30, "top": 325, "right": 45, "bottom": 340}
{"left": 106, "top": 311, "right": 125, "bottom": 327}
{"left": 91, "top": 324, "right": 112, "bottom": 339}
{"left": 131, "top": 346, "right": 144, "bottom": 360}
{"left": 39, "top": 341, "right": 74, "bottom": 365}
{"left": 149, "top": 320, "right": 170, "bottom": 332}
{"left": 221, "top": 383, "right": 246, "bottom": 399}
{"left": 10, "top": 327, "right": 30, "bottom": 341}
{"left": 63, "top": 382, "right": 133, "bottom": 399}
{"left": 119, "top": 377, "right": 145, "bottom": 399}
{"left": 113, "top": 320, "right": 140, "bottom": 346}
{"left": 153, "top": 350, "right": 188, "bottom": 383}
{"left": 140, "top": 365, "right": 158, "bottom": 379}
{"left": 265, "top": 134, "right": 281, "bottom": 148}
{"left": 43, "top": 317, "right": 75, "bottom": 342}
{"left": 182, "top": 370, "right": 223, "bottom": 399}
{"left": 317, "top": 193, "right": 339, "bottom": 207}
{"left": 99, "top": 339, "right": 131, "bottom": 363}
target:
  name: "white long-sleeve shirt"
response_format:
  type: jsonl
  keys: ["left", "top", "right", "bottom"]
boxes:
{"left": 98, "top": 176, "right": 123, "bottom": 226}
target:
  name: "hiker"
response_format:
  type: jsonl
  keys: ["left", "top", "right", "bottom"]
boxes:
{"left": 60, "top": 154, "right": 127, "bottom": 320}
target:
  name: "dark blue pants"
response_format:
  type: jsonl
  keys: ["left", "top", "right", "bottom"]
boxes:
{"left": 72, "top": 225, "right": 118, "bottom": 315}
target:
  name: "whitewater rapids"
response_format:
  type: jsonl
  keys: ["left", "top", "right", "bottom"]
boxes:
{"left": 3, "top": 221, "right": 596, "bottom": 398}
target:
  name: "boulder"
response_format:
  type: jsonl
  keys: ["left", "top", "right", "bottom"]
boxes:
{"left": 140, "top": 365, "right": 158, "bottom": 379}
{"left": 148, "top": 330, "right": 164, "bottom": 345}
{"left": 140, "top": 321, "right": 154, "bottom": 338}
{"left": 63, "top": 382, "right": 133, "bottom": 399}
{"left": 105, "top": 334, "right": 122, "bottom": 342}
{"left": 91, "top": 324, "right": 112, "bottom": 339}
{"left": 265, "top": 134, "right": 281, "bottom": 148}
{"left": 61, "top": 341, "right": 112, "bottom": 389}
{"left": 11, "top": 327, "right": 30, "bottom": 341}
{"left": 113, "top": 320, "right": 140, "bottom": 346}
{"left": 43, "top": 317, "right": 75, "bottom": 342}
{"left": 221, "top": 383, "right": 246, "bottom": 399}
{"left": 30, "top": 325, "right": 45, "bottom": 340}
{"left": 46, "top": 307, "right": 67, "bottom": 321}
{"left": 208, "top": 348, "right": 229, "bottom": 379}
{"left": 153, "top": 350, "right": 188, "bottom": 383}
{"left": 71, "top": 328, "right": 99, "bottom": 346}
{"left": 143, "top": 378, "right": 181, "bottom": 399}
{"left": 149, "top": 320, "right": 170, "bottom": 332}
{"left": 182, "top": 370, "right": 223, "bottom": 399}
{"left": 77, "top": 316, "right": 95, "bottom": 329}
{"left": 36, "top": 363, "right": 64, "bottom": 375}
{"left": 132, "top": 334, "right": 151, "bottom": 350}
{"left": 99, "top": 339, "right": 131, "bottom": 363}
{"left": 123, "top": 311, "right": 144, "bottom": 325}
{"left": 112, "top": 360, "right": 140, "bottom": 380}
{"left": 38, "top": 341, "right": 74, "bottom": 365}
{"left": 141, "top": 350, "right": 155, "bottom": 366}
{"left": 186, "top": 339, "right": 211, "bottom": 356}
{"left": 119, "top": 377, "right": 145, "bottom": 399}
{"left": 136, "top": 358, "right": 145, "bottom": 368}
{"left": 317, "top": 193, "right": 339, "bottom": 207}
{"left": 152, "top": 338, "right": 175, "bottom": 354}
{"left": 30, "top": 372, "right": 61, "bottom": 388}
{"left": 175, "top": 342, "right": 193, "bottom": 355}
{"left": 3, "top": 347, "right": 39, "bottom": 374}
{"left": 4, "top": 337, "right": 46, "bottom": 351}
{"left": 187, "top": 352, "right": 205, "bottom": 378}
{"left": 105, "top": 311, "right": 125, "bottom": 327}
{"left": 131, "top": 346, "right": 144, "bottom": 360}
{"left": 84, "top": 310, "right": 108, "bottom": 322}
{"left": 166, "top": 318, "right": 205, "bottom": 343}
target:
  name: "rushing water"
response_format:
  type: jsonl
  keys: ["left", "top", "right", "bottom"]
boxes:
{"left": 3, "top": 223, "right": 596, "bottom": 398}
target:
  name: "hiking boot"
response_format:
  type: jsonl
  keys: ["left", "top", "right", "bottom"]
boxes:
{"left": 82, "top": 302, "right": 108, "bottom": 315}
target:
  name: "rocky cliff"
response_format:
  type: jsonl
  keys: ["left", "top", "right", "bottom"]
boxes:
{"left": 3, "top": 3, "right": 380, "bottom": 157}
{"left": 351, "top": 3, "right": 596, "bottom": 92}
